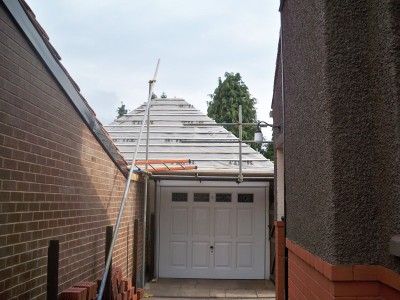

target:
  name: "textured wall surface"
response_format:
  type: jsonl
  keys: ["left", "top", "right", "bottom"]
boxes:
{"left": 272, "top": 0, "right": 336, "bottom": 260}
{"left": 273, "top": 0, "right": 400, "bottom": 272}
{"left": 0, "top": 5, "right": 144, "bottom": 299}
{"left": 325, "top": 0, "right": 400, "bottom": 269}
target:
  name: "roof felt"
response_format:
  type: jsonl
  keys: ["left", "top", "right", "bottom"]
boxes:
{"left": 106, "top": 98, "right": 274, "bottom": 175}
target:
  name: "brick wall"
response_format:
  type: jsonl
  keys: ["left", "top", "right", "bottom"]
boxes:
{"left": 274, "top": 221, "right": 285, "bottom": 300}
{"left": 286, "top": 239, "right": 400, "bottom": 299}
{"left": 0, "top": 5, "right": 143, "bottom": 299}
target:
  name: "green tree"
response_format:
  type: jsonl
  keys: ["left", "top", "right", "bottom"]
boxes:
{"left": 151, "top": 93, "right": 157, "bottom": 99}
{"left": 116, "top": 101, "right": 128, "bottom": 118}
{"left": 160, "top": 92, "right": 167, "bottom": 98}
{"left": 260, "top": 143, "right": 274, "bottom": 161}
{"left": 207, "top": 72, "right": 261, "bottom": 151}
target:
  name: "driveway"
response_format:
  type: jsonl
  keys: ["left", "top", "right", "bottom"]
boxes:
{"left": 144, "top": 278, "right": 276, "bottom": 299}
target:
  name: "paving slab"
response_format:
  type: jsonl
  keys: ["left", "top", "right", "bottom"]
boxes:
{"left": 225, "top": 289, "right": 258, "bottom": 298}
{"left": 147, "top": 286, "right": 180, "bottom": 297}
{"left": 145, "top": 278, "right": 275, "bottom": 299}
{"left": 210, "top": 289, "right": 226, "bottom": 297}
{"left": 178, "top": 288, "right": 210, "bottom": 298}
{"left": 256, "top": 289, "right": 276, "bottom": 297}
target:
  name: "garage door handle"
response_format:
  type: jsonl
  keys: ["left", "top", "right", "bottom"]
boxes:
{"left": 210, "top": 246, "right": 214, "bottom": 252}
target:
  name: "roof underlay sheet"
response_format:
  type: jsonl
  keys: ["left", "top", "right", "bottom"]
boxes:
{"left": 105, "top": 98, "right": 274, "bottom": 176}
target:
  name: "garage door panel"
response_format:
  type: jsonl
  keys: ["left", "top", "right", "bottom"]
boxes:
{"left": 214, "top": 208, "right": 232, "bottom": 237}
{"left": 192, "top": 242, "right": 210, "bottom": 268}
{"left": 237, "top": 208, "right": 253, "bottom": 236}
{"left": 214, "top": 242, "right": 232, "bottom": 269}
{"left": 237, "top": 243, "right": 254, "bottom": 269}
{"left": 192, "top": 207, "right": 210, "bottom": 236}
{"left": 170, "top": 241, "right": 187, "bottom": 267}
{"left": 172, "top": 208, "right": 188, "bottom": 236}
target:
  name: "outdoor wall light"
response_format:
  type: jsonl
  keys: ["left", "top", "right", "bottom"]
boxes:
{"left": 254, "top": 121, "right": 280, "bottom": 143}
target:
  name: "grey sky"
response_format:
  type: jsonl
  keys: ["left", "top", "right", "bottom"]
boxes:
{"left": 26, "top": 0, "right": 280, "bottom": 130}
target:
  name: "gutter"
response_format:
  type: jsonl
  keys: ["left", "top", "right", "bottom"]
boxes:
{"left": 150, "top": 174, "right": 274, "bottom": 182}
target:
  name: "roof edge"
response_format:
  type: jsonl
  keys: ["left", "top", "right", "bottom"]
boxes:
{"left": 3, "top": 0, "right": 129, "bottom": 177}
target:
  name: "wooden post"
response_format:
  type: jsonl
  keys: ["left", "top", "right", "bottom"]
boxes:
{"left": 47, "top": 240, "right": 59, "bottom": 300}
{"left": 105, "top": 226, "right": 113, "bottom": 300}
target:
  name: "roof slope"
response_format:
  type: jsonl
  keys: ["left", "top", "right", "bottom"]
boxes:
{"left": 106, "top": 98, "right": 274, "bottom": 175}
{"left": 3, "top": 0, "right": 129, "bottom": 176}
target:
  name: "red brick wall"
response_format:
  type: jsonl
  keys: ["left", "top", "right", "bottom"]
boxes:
{"left": 0, "top": 6, "right": 144, "bottom": 300}
{"left": 286, "top": 239, "right": 400, "bottom": 299}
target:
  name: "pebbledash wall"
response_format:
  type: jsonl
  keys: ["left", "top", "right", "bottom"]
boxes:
{"left": 0, "top": 1, "right": 144, "bottom": 299}
{"left": 272, "top": 0, "right": 400, "bottom": 299}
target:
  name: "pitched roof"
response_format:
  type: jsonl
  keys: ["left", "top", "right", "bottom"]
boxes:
{"left": 3, "top": 0, "right": 129, "bottom": 176}
{"left": 105, "top": 98, "right": 274, "bottom": 176}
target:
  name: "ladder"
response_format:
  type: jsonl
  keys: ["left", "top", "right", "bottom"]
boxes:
{"left": 133, "top": 159, "right": 197, "bottom": 173}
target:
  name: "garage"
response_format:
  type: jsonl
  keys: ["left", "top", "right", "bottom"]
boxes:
{"left": 157, "top": 181, "right": 268, "bottom": 279}
{"left": 107, "top": 98, "right": 274, "bottom": 281}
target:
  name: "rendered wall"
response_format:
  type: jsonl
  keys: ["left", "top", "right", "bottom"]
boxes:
{"left": 272, "top": 0, "right": 336, "bottom": 260}
{"left": 272, "top": 0, "right": 400, "bottom": 272}
{"left": 0, "top": 4, "right": 144, "bottom": 299}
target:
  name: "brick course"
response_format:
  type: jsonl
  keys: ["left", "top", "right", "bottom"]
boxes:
{"left": 286, "top": 239, "right": 400, "bottom": 299}
{"left": 0, "top": 4, "right": 143, "bottom": 299}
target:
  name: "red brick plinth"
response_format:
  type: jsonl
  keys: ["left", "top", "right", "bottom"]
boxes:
{"left": 286, "top": 239, "right": 400, "bottom": 299}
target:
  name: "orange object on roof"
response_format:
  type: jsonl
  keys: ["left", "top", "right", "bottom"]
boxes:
{"left": 134, "top": 159, "right": 190, "bottom": 165}
{"left": 133, "top": 159, "right": 196, "bottom": 173}
{"left": 145, "top": 166, "right": 197, "bottom": 173}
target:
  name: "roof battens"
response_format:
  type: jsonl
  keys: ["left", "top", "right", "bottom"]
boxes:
{"left": 126, "top": 158, "right": 267, "bottom": 162}
{"left": 106, "top": 98, "right": 274, "bottom": 175}
{"left": 112, "top": 137, "right": 245, "bottom": 140}
{"left": 180, "top": 140, "right": 273, "bottom": 144}
{"left": 134, "top": 159, "right": 190, "bottom": 165}
{"left": 142, "top": 166, "right": 197, "bottom": 173}
{"left": 122, "top": 150, "right": 256, "bottom": 154}
{"left": 105, "top": 124, "right": 211, "bottom": 127}
{"left": 106, "top": 130, "right": 229, "bottom": 133}
{"left": 182, "top": 122, "right": 258, "bottom": 127}
{"left": 114, "top": 143, "right": 251, "bottom": 147}
{"left": 124, "top": 113, "right": 203, "bottom": 116}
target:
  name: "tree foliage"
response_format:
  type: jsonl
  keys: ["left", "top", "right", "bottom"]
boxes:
{"left": 116, "top": 101, "right": 128, "bottom": 118}
{"left": 160, "top": 92, "right": 167, "bottom": 98}
{"left": 260, "top": 143, "right": 274, "bottom": 161}
{"left": 207, "top": 72, "right": 261, "bottom": 151}
{"left": 151, "top": 93, "right": 157, "bottom": 99}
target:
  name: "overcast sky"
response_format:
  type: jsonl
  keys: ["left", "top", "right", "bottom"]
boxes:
{"left": 26, "top": 0, "right": 280, "bottom": 128}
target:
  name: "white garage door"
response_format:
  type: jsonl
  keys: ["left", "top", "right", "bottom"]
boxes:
{"left": 158, "top": 185, "right": 266, "bottom": 279}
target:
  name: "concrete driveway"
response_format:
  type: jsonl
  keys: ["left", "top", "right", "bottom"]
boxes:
{"left": 144, "top": 278, "right": 275, "bottom": 299}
